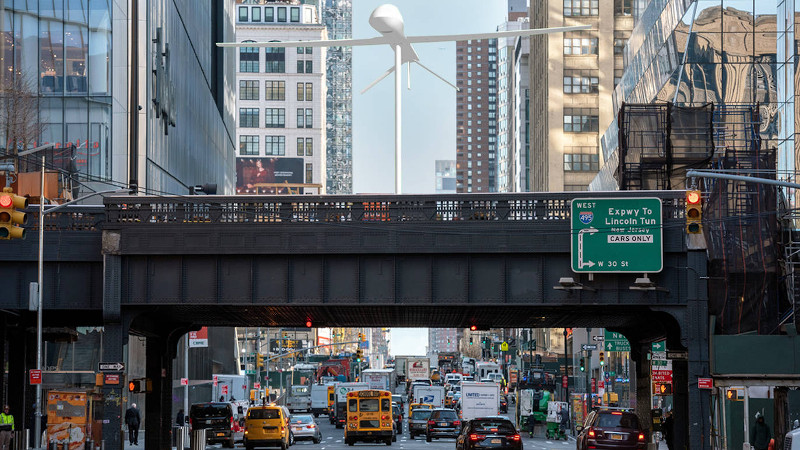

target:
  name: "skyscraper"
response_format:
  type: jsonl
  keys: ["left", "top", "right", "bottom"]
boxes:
{"left": 323, "top": 0, "right": 353, "bottom": 194}
{"left": 528, "top": 0, "right": 633, "bottom": 192}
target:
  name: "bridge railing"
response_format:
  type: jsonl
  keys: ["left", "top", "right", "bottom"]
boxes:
{"left": 23, "top": 205, "right": 106, "bottom": 231}
{"left": 103, "top": 191, "right": 685, "bottom": 226}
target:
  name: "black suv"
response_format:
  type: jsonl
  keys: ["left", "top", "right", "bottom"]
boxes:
{"left": 426, "top": 408, "right": 461, "bottom": 441}
{"left": 189, "top": 402, "right": 241, "bottom": 448}
{"left": 576, "top": 410, "right": 646, "bottom": 450}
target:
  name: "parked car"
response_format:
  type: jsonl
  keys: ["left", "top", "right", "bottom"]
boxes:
{"left": 189, "top": 402, "right": 242, "bottom": 448}
{"left": 426, "top": 408, "right": 461, "bottom": 442}
{"left": 455, "top": 416, "right": 522, "bottom": 450}
{"left": 576, "top": 410, "right": 646, "bottom": 450}
{"left": 243, "top": 405, "right": 292, "bottom": 450}
{"left": 289, "top": 414, "right": 322, "bottom": 444}
{"left": 408, "top": 409, "right": 432, "bottom": 439}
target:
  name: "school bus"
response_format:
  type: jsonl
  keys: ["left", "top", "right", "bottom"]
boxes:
{"left": 327, "top": 385, "right": 336, "bottom": 424}
{"left": 344, "top": 389, "right": 394, "bottom": 446}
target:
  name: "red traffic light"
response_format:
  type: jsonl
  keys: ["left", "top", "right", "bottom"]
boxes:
{"left": 305, "top": 319, "right": 312, "bottom": 328}
{"left": 686, "top": 190, "right": 701, "bottom": 204}
{"left": 0, "top": 195, "right": 11, "bottom": 208}
{"left": 470, "top": 325, "right": 477, "bottom": 331}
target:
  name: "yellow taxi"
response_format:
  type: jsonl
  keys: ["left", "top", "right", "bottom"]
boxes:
{"left": 243, "top": 404, "right": 291, "bottom": 450}
{"left": 408, "top": 403, "right": 433, "bottom": 415}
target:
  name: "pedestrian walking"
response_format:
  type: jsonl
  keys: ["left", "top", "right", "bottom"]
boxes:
{"left": 125, "top": 403, "right": 141, "bottom": 445}
{"left": 0, "top": 405, "right": 14, "bottom": 450}
{"left": 751, "top": 412, "right": 772, "bottom": 450}
{"left": 662, "top": 411, "right": 674, "bottom": 450}
{"left": 176, "top": 409, "right": 185, "bottom": 427}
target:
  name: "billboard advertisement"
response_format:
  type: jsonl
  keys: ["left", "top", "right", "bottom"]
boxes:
{"left": 236, "top": 157, "right": 304, "bottom": 194}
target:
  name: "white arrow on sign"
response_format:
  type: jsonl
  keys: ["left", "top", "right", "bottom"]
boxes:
{"left": 578, "top": 228, "right": 598, "bottom": 269}
{"left": 607, "top": 342, "right": 613, "bottom": 350}
{"left": 98, "top": 362, "right": 125, "bottom": 372}
{"left": 652, "top": 341, "right": 665, "bottom": 351}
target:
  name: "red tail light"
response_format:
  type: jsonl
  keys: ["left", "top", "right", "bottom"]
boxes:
{"left": 638, "top": 432, "right": 646, "bottom": 442}
{"left": 188, "top": 418, "right": 193, "bottom": 431}
{"left": 588, "top": 427, "right": 596, "bottom": 438}
{"left": 381, "top": 415, "right": 389, "bottom": 420}
{"left": 428, "top": 420, "right": 435, "bottom": 426}
{"left": 469, "top": 434, "right": 485, "bottom": 441}
{"left": 230, "top": 416, "right": 234, "bottom": 430}
{"left": 453, "top": 420, "right": 461, "bottom": 427}
{"left": 510, "top": 434, "right": 521, "bottom": 441}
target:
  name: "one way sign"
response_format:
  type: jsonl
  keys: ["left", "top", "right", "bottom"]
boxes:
{"left": 98, "top": 362, "right": 125, "bottom": 372}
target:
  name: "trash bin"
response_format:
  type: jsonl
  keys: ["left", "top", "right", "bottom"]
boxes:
{"left": 11, "top": 429, "right": 28, "bottom": 450}
{"left": 173, "top": 426, "right": 188, "bottom": 450}
{"left": 190, "top": 429, "right": 206, "bottom": 450}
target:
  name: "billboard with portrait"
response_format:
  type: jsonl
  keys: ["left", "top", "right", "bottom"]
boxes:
{"left": 236, "top": 157, "right": 305, "bottom": 194}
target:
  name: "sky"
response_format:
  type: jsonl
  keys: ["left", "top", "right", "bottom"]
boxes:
{"left": 352, "top": 0, "right": 509, "bottom": 194}
{"left": 389, "top": 328, "right": 429, "bottom": 356}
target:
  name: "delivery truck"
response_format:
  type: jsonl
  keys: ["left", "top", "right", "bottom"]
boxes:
{"left": 407, "top": 357, "right": 431, "bottom": 381}
{"left": 460, "top": 382, "right": 500, "bottom": 420}
{"left": 333, "top": 382, "right": 368, "bottom": 428}
{"left": 311, "top": 384, "right": 330, "bottom": 417}
{"left": 361, "top": 368, "right": 396, "bottom": 391}
{"left": 412, "top": 385, "right": 445, "bottom": 408}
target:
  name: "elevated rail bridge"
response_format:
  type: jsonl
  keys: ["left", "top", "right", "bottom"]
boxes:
{"left": 0, "top": 191, "right": 708, "bottom": 449}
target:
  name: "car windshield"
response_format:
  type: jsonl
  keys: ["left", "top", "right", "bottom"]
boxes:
{"left": 597, "top": 413, "right": 639, "bottom": 429}
{"left": 248, "top": 408, "right": 281, "bottom": 420}
{"left": 432, "top": 410, "right": 458, "bottom": 420}
{"left": 291, "top": 386, "right": 309, "bottom": 394}
{"left": 411, "top": 410, "right": 432, "bottom": 420}
{"left": 292, "top": 415, "right": 314, "bottom": 424}
{"left": 191, "top": 404, "right": 229, "bottom": 418}
{"left": 470, "top": 420, "right": 516, "bottom": 434}
{"left": 392, "top": 395, "right": 401, "bottom": 403}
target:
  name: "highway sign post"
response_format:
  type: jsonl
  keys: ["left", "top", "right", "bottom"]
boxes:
{"left": 603, "top": 331, "right": 631, "bottom": 352}
{"left": 571, "top": 198, "right": 663, "bottom": 273}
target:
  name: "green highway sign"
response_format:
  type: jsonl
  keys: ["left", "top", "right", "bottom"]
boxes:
{"left": 604, "top": 331, "right": 631, "bottom": 352}
{"left": 571, "top": 198, "right": 663, "bottom": 273}
{"left": 651, "top": 341, "right": 666, "bottom": 352}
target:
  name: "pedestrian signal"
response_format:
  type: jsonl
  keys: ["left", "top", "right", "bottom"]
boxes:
{"left": 726, "top": 389, "right": 742, "bottom": 401}
{"left": 686, "top": 190, "right": 702, "bottom": 234}
{"left": 128, "top": 378, "right": 151, "bottom": 393}
{"left": 654, "top": 382, "right": 672, "bottom": 395}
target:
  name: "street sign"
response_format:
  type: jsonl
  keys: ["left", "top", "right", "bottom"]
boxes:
{"left": 581, "top": 344, "right": 597, "bottom": 350}
{"left": 603, "top": 331, "right": 631, "bottom": 352}
{"left": 189, "top": 327, "right": 209, "bottom": 347}
{"left": 245, "top": 370, "right": 256, "bottom": 375}
{"left": 651, "top": 341, "right": 666, "bottom": 352}
{"left": 213, "top": 375, "right": 218, "bottom": 387}
{"left": 254, "top": 382, "right": 261, "bottom": 389}
{"left": 105, "top": 374, "right": 120, "bottom": 385}
{"left": 98, "top": 362, "right": 125, "bottom": 372}
{"left": 180, "top": 378, "right": 188, "bottom": 386}
{"left": 667, "top": 350, "right": 688, "bottom": 360}
{"left": 571, "top": 198, "right": 663, "bottom": 273}
{"left": 592, "top": 336, "right": 604, "bottom": 342}
{"left": 562, "top": 375, "right": 568, "bottom": 389}
{"left": 590, "top": 378, "right": 596, "bottom": 393}
{"left": 698, "top": 378, "right": 713, "bottom": 389}
{"left": 29, "top": 369, "right": 42, "bottom": 385}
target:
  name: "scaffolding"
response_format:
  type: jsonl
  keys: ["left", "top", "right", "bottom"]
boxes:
{"left": 618, "top": 103, "right": 790, "bottom": 334}
{"left": 323, "top": 0, "right": 353, "bottom": 194}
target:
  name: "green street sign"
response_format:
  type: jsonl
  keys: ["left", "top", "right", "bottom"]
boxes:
{"left": 604, "top": 331, "right": 631, "bottom": 352}
{"left": 651, "top": 341, "right": 666, "bottom": 352}
{"left": 571, "top": 198, "right": 663, "bottom": 273}
{"left": 245, "top": 369, "right": 256, "bottom": 375}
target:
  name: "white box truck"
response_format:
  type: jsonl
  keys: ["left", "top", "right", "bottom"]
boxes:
{"left": 413, "top": 385, "right": 445, "bottom": 408}
{"left": 361, "top": 368, "right": 396, "bottom": 391}
{"left": 333, "top": 382, "right": 368, "bottom": 428}
{"left": 287, "top": 385, "right": 312, "bottom": 412}
{"left": 407, "top": 357, "right": 431, "bottom": 381}
{"left": 310, "top": 384, "right": 329, "bottom": 417}
{"left": 460, "top": 382, "right": 500, "bottom": 420}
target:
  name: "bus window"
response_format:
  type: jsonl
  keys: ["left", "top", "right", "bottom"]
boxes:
{"left": 381, "top": 398, "right": 391, "bottom": 411}
{"left": 360, "top": 399, "right": 379, "bottom": 412}
{"left": 349, "top": 399, "right": 357, "bottom": 412}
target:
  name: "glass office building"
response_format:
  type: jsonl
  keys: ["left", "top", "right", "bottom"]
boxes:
{"left": 592, "top": 0, "right": 789, "bottom": 192}
{"left": 0, "top": 1, "right": 236, "bottom": 195}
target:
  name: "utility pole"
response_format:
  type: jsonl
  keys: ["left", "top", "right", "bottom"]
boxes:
{"left": 586, "top": 328, "right": 592, "bottom": 401}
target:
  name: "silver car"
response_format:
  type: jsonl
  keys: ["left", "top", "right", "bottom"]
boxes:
{"left": 289, "top": 414, "right": 322, "bottom": 444}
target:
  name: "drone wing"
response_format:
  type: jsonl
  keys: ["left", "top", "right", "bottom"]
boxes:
{"left": 216, "top": 36, "right": 388, "bottom": 48}
{"left": 404, "top": 25, "right": 592, "bottom": 44}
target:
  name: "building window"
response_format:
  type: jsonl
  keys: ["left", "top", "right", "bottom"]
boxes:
{"left": 251, "top": 7, "right": 261, "bottom": 22}
{"left": 239, "top": 44, "right": 259, "bottom": 73}
{"left": 564, "top": 0, "right": 598, "bottom": 16}
{"left": 239, "top": 6, "right": 248, "bottom": 22}
{"left": 563, "top": 108, "right": 599, "bottom": 132}
{"left": 265, "top": 7, "right": 274, "bottom": 22}
{"left": 305, "top": 138, "right": 313, "bottom": 156}
{"left": 305, "top": 163, "right": 313, "bottom": 183}
{"left": 563, "top": 69, "right": 599, "bottom": 94}
{"left": 265, "top": 108, "right": 285, "bottom": 128}
{"left": 564, "top": 32, "right": 598, "bottom": 55}
{"left": 277, "top": 7, "right": 287, "bottom": 22}
{"left": 265, "top": 136, "right": 286, "bottom": 156}
{"left": 297, "top": 47, "right": 312, "bottom": 54}
{"left": 564, "top": 152, "right": 599, "bottom": 171}
{"left": 305, "top": 83, "right": 313, "bottom": 101}
{"left": 305, "top": 108, "right": 313, "bottom": 128}
{"left": 297, "top": 82, "right": 313, "bottom": 101}
{"left": 297, "top": 137, "right": 305, "bottom": 156}
{"left": 239, "top": 108, "right": 259, "bottom": 128}
{"left": 265, "top": 47, "right": 285, "bottom": 73}
{"left": 615, "top": 0, "right": 632, "bottom": 15}
{"left": 239, "top": 80, "right": 259, "bottom": 100}
{"left": 240, "top": 135, "right": 259, "bottom": 156}
{"left": 291, "top": 7, "right": 300, "bottom": 22}
{"left": 297, "top": 60, "right": 313, "bottom": 73}
{"left": 265, "top": 81, "right": 285, "bottom": 100}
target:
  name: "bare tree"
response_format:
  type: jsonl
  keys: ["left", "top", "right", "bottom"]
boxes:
{"left": 0, "top": 73, "right": 45, "bottom": 171}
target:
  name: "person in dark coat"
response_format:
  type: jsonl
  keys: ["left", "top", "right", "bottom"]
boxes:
{"left": 662, "top": 411, "right": 674, "bottom": 450}
{"left": 751, "top": 412, "right": 772, "bottom": 450}
{"left": 125, "top": 403, "right": 141, "bottom": 445}
{"left": 176, "top": 409, "right": 185, "bottom": 427}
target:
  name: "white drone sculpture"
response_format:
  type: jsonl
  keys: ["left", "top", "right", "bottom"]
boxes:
{"left": 219, "top": 4, "right": 589, "bottom": 194}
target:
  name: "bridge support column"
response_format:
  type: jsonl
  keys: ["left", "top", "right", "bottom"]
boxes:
{"left": 144, "top": 336, "right": 175, "bottom": 450}
{"left": 684, "top": 250, "right": 710, "bottom": 450}
{"left": 7, "top": 320, "right": 34, "bottom": 432}
{"left": 631, "top": 345, "right": 652, "bottom": 436}
{"left": 101, "top": 321, "right": 127, "bottom": 450}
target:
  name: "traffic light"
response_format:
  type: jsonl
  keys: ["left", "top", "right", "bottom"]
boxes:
{"left": 655, "top": 383, "right": 672, "bottom": 395}
{"left": 305, "top": 319, "right": 313, "bottom": 328}
{"left": 357, "top": 332, "right": 363, "bottom": 342}
{"left": 529, "top": 340, "right": 536, "bottom": 351}
{"left": 256, "top": 353, "right": 264, "bottom": 369}
{"left": 599, "top": 352, "right": 605, "bottom": 366}
{"left": 580, "top": 357, "right": 585, "bottom": 372}
{"left": 469, "top": 337, "right": 473, "bottom": 345}
{"left": 356, "top": 349, "right": 363, "bottom": 362}
{"left": 128, "top": 378, "right": 151, "bottom": 393}
{"left": 686, "top": 190, "right": 702, "bottom": 234}
{"left": 0, "top": 188, "right": 28, "bottom": 240}
{"left": 470, "top": 325, "right": 478, "bottom": 331}
{"left": 726, "top": 389, "right": 739, "bottom": 401}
